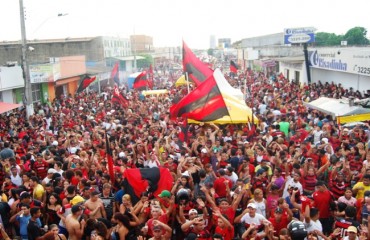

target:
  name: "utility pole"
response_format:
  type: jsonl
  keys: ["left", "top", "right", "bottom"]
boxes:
{"left": 19, "top": 0, "right": 34, "bottom": 118}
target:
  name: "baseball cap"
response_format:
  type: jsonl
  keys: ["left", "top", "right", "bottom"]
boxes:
{"left": 118, "top": 152, "right": 125, "bottom": 158}
{"left": 47, "top": 168, "right": 56, "bottom": 174}
{"left": 321, "top": 138, "right": 329, "bottom": 144}
{"left": 70, "top": 147, "right": 77, "bottom": 154}
{"left": 153, "top": 225, "right": 162, "bottom": 231}
{"left": 189, "top": 209, "right": 198, "bottom": 215}
{"left": 159, "top": 190, "right": 171, "bottom": 198}
{"left": 247, "top": 203, "right": 256, "bottom": 209}
{"left": 347, "top": 226, "right": 357, "bottom": 233}
{"left": 70, "top": 195, "right": 85, "bottom": 205}
{"left": 275, "top": 207, "right": 283, "bottom": 214}
{"left": 201, "top": 148, "right": 208, "bottom": 154}
{"left": 52, "top": 140, "right": 58, "bottom": 146}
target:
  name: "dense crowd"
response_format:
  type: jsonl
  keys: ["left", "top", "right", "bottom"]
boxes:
{"left": 0, "top": 68, "right": 369, "bottom": 240}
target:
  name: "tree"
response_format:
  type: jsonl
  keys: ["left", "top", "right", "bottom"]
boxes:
{"left": 207, "top": 48, "right": 214, "bottom": 56}
{"left": 315, "top": 32, "right": 342, "bottom": 46}
{"left": 137, "top": 54, "right": 153, "bottom": 70}
{"left": 343, "top": 27, "right": 369, "bottom": 45}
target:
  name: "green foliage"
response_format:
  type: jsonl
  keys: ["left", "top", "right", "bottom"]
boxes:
{"left": 315, "top": 32, "right": 342, "bottom": 46}
{"left": 207, "top": 48, "right": 214, "bottom": 56}
{"left": 137, "top": 54, "right": 153, "bottom": 69}
{"left": 315, "top": 26, "right": 369, "bottom": 46}
{"left": 343, "top": 27, "right": 369, "bottom": 45}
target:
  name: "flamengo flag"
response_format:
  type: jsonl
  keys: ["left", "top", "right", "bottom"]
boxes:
{"left": 170, "top": 70, "right": 230, "bottom": 122}
{"left": 183, "top": 41, "right": 213, "bottom": 87}
{"left": 123, "top": 167, "right": 173, "bottom": 204}
{"left": 230, "top": 60, "right": 238, "bottom": 73}
{"left": 149, "top": 64, "right": 154, "bottom": 87}
{"left": 133, "top": 71, "right": 152, "bottom": 90}
{"left": 111, "top": 62, "right": 120, "bottom": 86}
{"left": 76, "top": 75, "right": 96, "bottom": 93}
{"left": 105, "top": 134, "right": 115, "bottom": 184}
{"left": 112, "top": 85, "right": 128, "bottom": 108}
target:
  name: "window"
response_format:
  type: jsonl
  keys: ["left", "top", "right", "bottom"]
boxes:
{"left": 31, "top": 83, "right": 42, "bottom": 103}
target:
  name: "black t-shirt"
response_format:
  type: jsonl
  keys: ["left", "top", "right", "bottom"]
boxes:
{"left": 27, "top": 219, "right": 42, "bottom": 240}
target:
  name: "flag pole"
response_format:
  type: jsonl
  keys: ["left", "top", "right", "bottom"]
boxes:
{"left": 185, "top": 72, "right": 190, "bottom": 94}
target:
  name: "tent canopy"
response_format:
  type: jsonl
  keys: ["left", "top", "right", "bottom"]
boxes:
{"left": 0, "top": 102, "right": 22, "bottom": 114}
{"left": 142, "top": 89, "right": 169, "bottom": 96}
{"left": 304, "top": 97, "right": 370, "bottom": 118}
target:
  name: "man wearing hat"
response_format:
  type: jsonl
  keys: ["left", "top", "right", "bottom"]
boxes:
{"left": 269, "top": 207, "right": 290, "bottom": 237}
{"left": 312, "top": 181, "right": 333, "bottom": 235}
{"left": 235, "top": 203, "right": 268, "bottom": 233}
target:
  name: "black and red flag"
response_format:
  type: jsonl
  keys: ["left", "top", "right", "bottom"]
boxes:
{"left": 122, "top": 167, "right": 173, "bottom": 204}
{"left": 133, "top": 71, "right": 152, "bottom": 90}
{"left": 170, "top": 71, "right": 229, "bottom": 122}
{"left": 111, "top": 85, "right": 128, "bottom": 108}
{"left": 111, "top": 62, "right": 120, "bottom": 86}
{"left": 183, "top": 41, "right": 213, "bottom": 87}
{"left": 105, "top": 134, "right": 115, "bottom": 185}
{"left": 76, "top": 75, "right": 96, "bottom": 93}
{"left": 230, "top": 60, "right": 238, "bottom": 73}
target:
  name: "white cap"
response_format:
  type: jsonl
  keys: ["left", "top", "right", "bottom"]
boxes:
{"left": 189, "top": 209, "right": 198, "bottom": 215}
{"left": 52, "top": 140, "right": 58, "bottom": 146}
{"left": 247, "top": 203, "right": 257, "bottom": 209}
{"left": 118, "top": 152, "right": 125, "bottom": 158}
{"left": 70, "top": 147, "right": 77, "bottom": 154}
{"left": 79, "top": 107, "right": 84, "bottom": 111}
{"left": 321, "top": 138, "right": 328, "bottom": 144}
{"left": 201, "top": 148, "right": 208, "bottom": 154}
{"left": 48, "top": 168, "right": 56, "bottom": 174}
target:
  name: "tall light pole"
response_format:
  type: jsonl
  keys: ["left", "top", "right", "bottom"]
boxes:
{"left": 19, "top": 0, "right": 34, "bottom": 118}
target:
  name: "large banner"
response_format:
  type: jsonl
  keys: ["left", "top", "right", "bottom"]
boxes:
{"left": 309, "top": 48, "right": 370, "bottom": 77}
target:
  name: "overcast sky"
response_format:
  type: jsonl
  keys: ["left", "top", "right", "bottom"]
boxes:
{"left": 1, "top": 0, "right": 369, "bottom": 49}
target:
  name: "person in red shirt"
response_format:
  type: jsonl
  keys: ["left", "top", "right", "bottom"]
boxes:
{"left": 312, "top": 180, "right": 333, "bottom": 235}
{"left": 213, "top": 169, "right": 232, "bottom": 199}
{"left": 213, "top": 209, "right": 234, "bottom": 240}
{"left": 268, "top": 207, "right": 290, "bottom": 237}
{"left": 32, "top": 153, "right": 49, "bottom": 179}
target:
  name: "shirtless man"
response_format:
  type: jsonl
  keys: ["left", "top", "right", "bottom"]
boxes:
{"left": 65, "top": 205, "right": 86, "bottom": 240}
{"left": 84, "top": 190, "right": 106, "bottom": 219}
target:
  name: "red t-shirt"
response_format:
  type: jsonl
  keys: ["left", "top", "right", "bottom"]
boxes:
{"left": 269, "top": 215, "right": 289, "bottom": 236}
{"left": 215, "top": 225, "right": 234, "bottom": 240}
{"left": 313, "top": 190, "right": 332, "bottom": 218}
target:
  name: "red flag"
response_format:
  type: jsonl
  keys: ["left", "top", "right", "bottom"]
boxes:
{"left": 133, "top": 71, "right": 152, "bottom": 90}
{"left": 105, "top": 134, "right": 115, "bottom": 184}
{"left": 183, "top": 41, "right": 213, "bottom": 87}
{"left": 230, "top": 60, "right": 238, "bottom": 73}
{"left": 149, "top": 64, "right": 154, "bottom": 88}
{"left": 112, "top": 85, "right": 128, "bottom": 108}
{"left": 123, "top": 167, "right": 173, "bottom": 204}
{"left": 76, "top": 75, "right": 96, "bottom": 93}
{"left": 170, "top": 71, "right": 229, "bottom": 122}
{"left": 111, "top": 62, "right": 120, "bottom": 86}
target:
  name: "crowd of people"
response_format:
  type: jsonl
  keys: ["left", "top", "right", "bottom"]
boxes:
{"left": 0, "top": 68, "right": 369, "bottom": 240}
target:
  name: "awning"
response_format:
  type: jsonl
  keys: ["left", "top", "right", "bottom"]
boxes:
{"left": 142, "top": 89, "right": 169, "bottom": 96}
{"left": 0, "top": 102, "right": 22, "bottom": 114}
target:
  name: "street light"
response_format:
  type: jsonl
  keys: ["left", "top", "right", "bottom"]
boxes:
{"left": 19, "top": 0, "right": 68, "bottom": 118}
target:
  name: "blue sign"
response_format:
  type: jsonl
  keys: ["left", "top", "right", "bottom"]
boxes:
{"left": 284, "top": 27, "right": 315, "bottom": 44}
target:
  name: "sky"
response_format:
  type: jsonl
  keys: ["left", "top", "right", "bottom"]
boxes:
{"left": 1, "top": 0, "right": 369, "bottom": 49}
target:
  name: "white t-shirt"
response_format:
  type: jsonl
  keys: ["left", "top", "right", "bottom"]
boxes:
{"left": 240, "top": 212, "right": 267, "bottom": 226}
{"left": 304, "top": 219, "right": 323, "bottom": 240}
{"left": 282, "top": 176, "right": 303, "bottom": 198}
